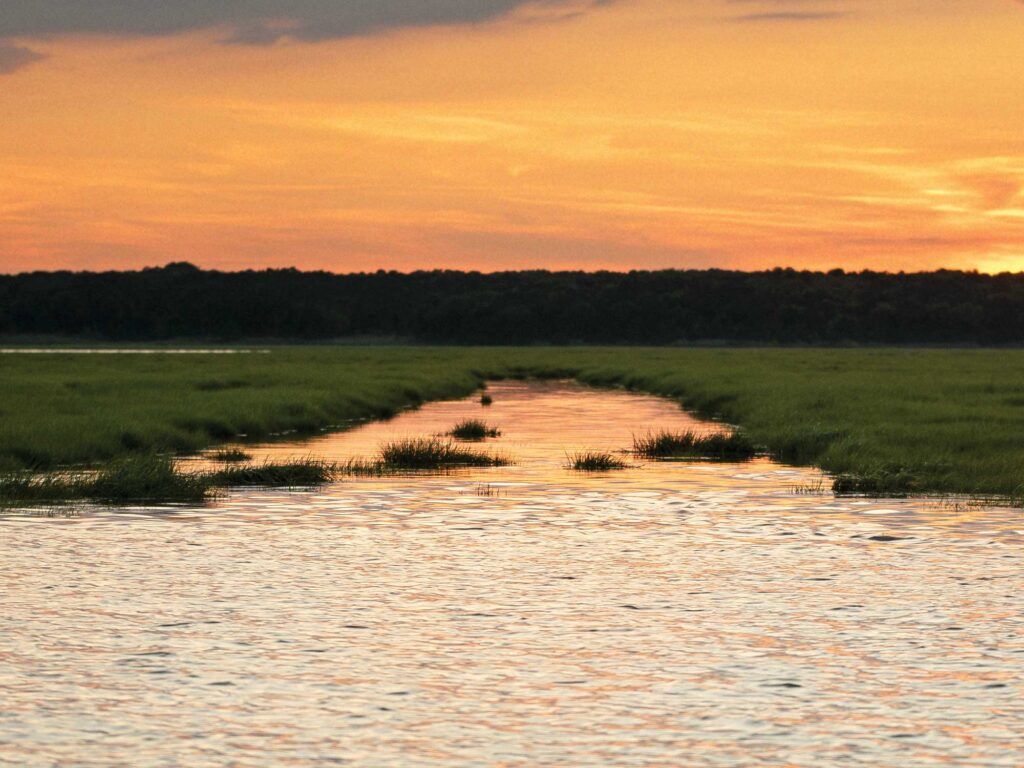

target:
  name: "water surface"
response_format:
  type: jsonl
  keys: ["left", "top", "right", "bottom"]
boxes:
{"left": 2, "top": 382, "right": 1021, "bottom": 766}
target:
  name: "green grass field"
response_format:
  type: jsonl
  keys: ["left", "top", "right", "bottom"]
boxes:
{"left": 2, "top": 347, "right": 1023, "bottom": 500}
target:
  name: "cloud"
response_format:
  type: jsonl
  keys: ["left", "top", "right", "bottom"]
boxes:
{"left": 722, "top": 0, "right": 852, "bottom": 23}
{"left": 0, "top": 1, "right": 613, "bottom": 44}
{"left": 0, "top": 42, "right": 44, "bottom": 74}
{"left": 731, "top": 11, "right": 846, "bottom": 22}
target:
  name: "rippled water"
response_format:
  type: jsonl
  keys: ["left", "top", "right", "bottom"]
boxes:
{"left": 2, "top": 382, "right": 1022, "bottom": 766}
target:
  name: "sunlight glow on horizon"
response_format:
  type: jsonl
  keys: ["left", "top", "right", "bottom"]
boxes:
{"left": 1, "top": 0, "right": 1023, "bottom": 274}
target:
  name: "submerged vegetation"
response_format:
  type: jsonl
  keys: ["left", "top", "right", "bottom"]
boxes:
{"left": 568, "top": 451, "right": 629, "bottom": 471}
{"left": 633, "top": 430, "right": 758, "bottom": 461}
{"left": 447, "top": 419, "right": 501, "bottom": 440}
{"left": 3, "top": 347, "right": 1024, "bottom": 501}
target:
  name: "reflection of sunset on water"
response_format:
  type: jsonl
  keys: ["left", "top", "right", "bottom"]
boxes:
{"left": 3, "top": 382, "right": 1021, "bottom": 764}
{"left": 190, "top": 380, "right": 1023, "bottom": 536}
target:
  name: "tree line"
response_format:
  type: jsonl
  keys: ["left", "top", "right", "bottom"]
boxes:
{"left": 1, "top": 262, "right": 1022, "bottom": 344}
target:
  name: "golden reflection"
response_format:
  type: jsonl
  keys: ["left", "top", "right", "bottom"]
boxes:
{"left": 184, "top": 380, "right": 1022, "bottom": 536}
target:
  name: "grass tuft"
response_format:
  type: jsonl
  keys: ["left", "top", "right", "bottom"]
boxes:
{"left": 790, "top": 479, "right": 828, "bottom": 496}
{"left": 0, "top": 455, "right": 215, "bottom": 507}
{"left": 87, "top": 454, "right": 214, "bottom": 503}
{"left": 210, "top": 448, "right": 254, "bottom": 463}
{"left": 213, "top": 458, "right": 337, "bottom": 487}
{"left": 633, "top": 430, "right": 757, "bottom": 461}
{"left": 480, "top": 394, "right": 493, "bottom": 406}
{"left": 567, "top": 451, "right": 629, "bottom": 471}
{"left": 0, "top": 470, "right": 85, "bottom": 506}
{"left": 1, "top": 455, "right": 342, "bottom": 508}
{"left": 379, "top": 438, "right": 510, "bottom": 469}
{"left": 447, "top": 419, "right": 501, "bottom": 440}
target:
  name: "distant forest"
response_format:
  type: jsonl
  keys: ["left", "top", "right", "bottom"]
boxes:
{"left": 2, "top": 263, "right": 1023, "bottom": 344}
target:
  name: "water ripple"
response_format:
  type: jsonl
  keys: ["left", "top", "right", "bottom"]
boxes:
{"left": 1, "top": 381, "right": 1021, "bottom": 766}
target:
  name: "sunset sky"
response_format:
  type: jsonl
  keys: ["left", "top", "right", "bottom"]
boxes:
{"left": 1, "top": 0, "right": 1023, "bottom": 274}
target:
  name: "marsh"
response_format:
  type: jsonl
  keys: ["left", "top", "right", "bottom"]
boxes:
{"left": 2, "top": 381, "right": 1021, "bottom": 766}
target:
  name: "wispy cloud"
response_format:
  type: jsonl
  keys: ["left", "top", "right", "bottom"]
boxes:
{"left": 725, "top": 0, "right": 851, "bottom": 23}
{"left": 0, "top": 42, "right": 43, "bottom": 75}
{"left": 731, "top": 11, "right": 846, "bottom": 22}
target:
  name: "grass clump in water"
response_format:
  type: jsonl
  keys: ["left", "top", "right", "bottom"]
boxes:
{"left": 633, "top": 430, "right": 757, "bottom": 461}
{"left": 1, "top": 454, "right": 343, "bottom": 507}
{"left": 210, "top": 448, "right": 253, "bottom": 463}
{"left": 0, "top": 470, "right": 86, "bottom": 506}
{"left": 568, "top": 451, "right": 629, "bottom": 471}
{"left": 379, "top": 438, "right": 509, "bottom": 469}
{"left": 447, "top": 419, "right": 501, "bottom": 440}
{"left": 480, "top": 394, "right": 493, "bottom": 406}
{"left": 0, "top": 455, "right": 216, "bottom": 507}
{"left": 87, "top": 454, "right": 214, "bottom": 503}
{"left": 213, "top": 458, "right": 337, "bottom": 487}
{"left": 339, "top": 458, "right": 391, "bottom": 477}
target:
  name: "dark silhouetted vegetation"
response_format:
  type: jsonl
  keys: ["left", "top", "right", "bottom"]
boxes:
{"left": 212, "top": 458, "right": 337, "bottom": 487}
{"left": 86, "top": 454, "right": 214, "bottom": 503}
{"left": 0, "top": 455, "right": 212, "bottom": 506}
{"left": 832, "top": 466, "right": 923, "bottom": 497}
{"left": 211, "top": 448, "right": 253, "bottom": 463}
{"left": 5, "top": 263, "right": 1024, "bottom": 344}
{"left": 0, "top": 470, "right": 91, "bottom": 506}
{"left": 378, "top": 438, "right": 510, "bottom": 469}
{"left": 0, "top": 454, "right": 341, "bottom": 508}
{"left": 568, "top": 451, "right": 629, "bottom": 471}
{"left": 447, "top": 419, "right": 501, "bottom": 440}
{"left": 633, "top": 430, "right": 758, "bottom": 460}
{"left": 480, "top": 394, "right": 494, "bottom": 406}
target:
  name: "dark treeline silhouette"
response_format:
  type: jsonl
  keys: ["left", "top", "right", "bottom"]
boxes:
{"left": 2, "top": 262, "right": 1023, "bottom": 344}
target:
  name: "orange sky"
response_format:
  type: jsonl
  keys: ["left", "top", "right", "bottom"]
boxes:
{"left": 1, "top": 0, "right": 1023, "bottom": 274}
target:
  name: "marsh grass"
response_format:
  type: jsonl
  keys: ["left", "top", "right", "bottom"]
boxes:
{"left": 633, "top": 430, "right": 757, "bottom": 461}
{"left": 790, "top": 479, "right": 828, "bottom": 496}
{"left": 5, "top": 347, "right": 1024, "bottom": 501}
{"left": 0, "top": 470, "right": 86, "bottom": 506}
{"left": 210, "top": 448, "right": 253, "bottom": 463}
{"left": 568, "top": 451, "right": 629, "bottom": 471}
{"left": 378, "top": 438, "right": 510, "bottom": 470}
{"left": 831, "top": 466, "right": 922, "bottom": 497}
{"left": 338, "top": 458, "right": 393, "bottom": 477}
{"left": 0, "top": 455, "right": 214, "bottom": 507}
{"left": 480, "top": 394, "right": 493, "bottom": 406}
{"left": 447, "top": 419, "right": 501, "bottom": 440}
{"left": 213, "top": 458, "right": 337, "bottom": 487}
{"left": 1011, "top": 485, "right": 1024, "bottom": 509}
{"left": 87, "top": 455, "right": 215, "bottom": 503}
{"left": 0, "top": 454, "right": 341, "bottom": 507}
